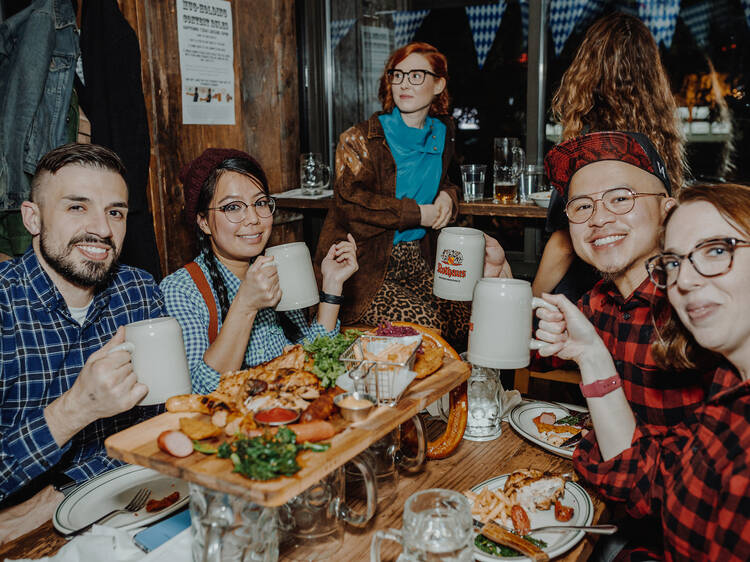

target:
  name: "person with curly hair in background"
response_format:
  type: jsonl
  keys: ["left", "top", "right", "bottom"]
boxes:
{"left": 315, "top": 42, "right": 508, "bottom": 349}
{"left": 533, "top": 12, "right": 688, "bottom": 302}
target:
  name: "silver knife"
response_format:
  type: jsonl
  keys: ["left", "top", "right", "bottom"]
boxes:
{"left": 560, "top": 432, "right": 583, "bottom": 448}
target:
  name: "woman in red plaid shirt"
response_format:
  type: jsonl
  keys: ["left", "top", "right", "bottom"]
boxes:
{"left": 535, "top": 183, "right": 750, "bottom": 560}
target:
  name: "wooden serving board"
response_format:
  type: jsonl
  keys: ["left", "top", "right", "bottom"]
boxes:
{"left": 105, "top": 357, "right": 470, "bottom": 506}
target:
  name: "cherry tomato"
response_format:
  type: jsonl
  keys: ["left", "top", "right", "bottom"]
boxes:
{"left": 511, "top": 504, "right": 531, "bottom": 535}
{"left": 554, "top": 500, "right": 574, "bottom": 522}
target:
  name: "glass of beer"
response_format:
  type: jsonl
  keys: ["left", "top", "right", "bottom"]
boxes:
{"left": 493, "top": 138, "right": 525, "bottom": 203}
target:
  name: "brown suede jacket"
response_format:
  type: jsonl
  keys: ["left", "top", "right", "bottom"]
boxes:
{"left": 314, "top": 111, "right": 460, "bottom": 324}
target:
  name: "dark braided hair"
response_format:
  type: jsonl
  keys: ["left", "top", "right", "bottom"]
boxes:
{"left": 193, "top": 157, "right": 301, "bottom": 344}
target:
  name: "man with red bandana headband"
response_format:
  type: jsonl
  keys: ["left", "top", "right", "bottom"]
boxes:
{"left": 487, "top": 131, "right": 707, "bottom": 431}
{"left": 484, "top": 131, "right": 709, "bottom": 558}
{"left": 0, "top": 143, "right": 166, "bottom": 542}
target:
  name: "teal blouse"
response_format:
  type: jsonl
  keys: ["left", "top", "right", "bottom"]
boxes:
{"left": 378, "top": 108, "right": 446, "bottom": 244}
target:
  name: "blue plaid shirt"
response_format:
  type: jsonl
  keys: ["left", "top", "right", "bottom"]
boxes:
{"left": 0, "top": 249, "right": 166, "bottom": 502}
{"left": 160, "top": 254, "right": 338, "bottom": 394}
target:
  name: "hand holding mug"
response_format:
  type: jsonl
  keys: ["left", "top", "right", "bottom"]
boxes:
{"left": 320, "top": 233, "right": 358, "bottom": 293}
{"left": 67, "top": 327, "right": 147, "bottom": 424}
{"left": 237, "top": 255, "right": 282, "bottom": 313}
{"left": 534, "top": 293, "right": 613, "bottom": 368}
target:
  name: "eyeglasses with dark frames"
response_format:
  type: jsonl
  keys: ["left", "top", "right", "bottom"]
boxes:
{"left": 646, "top": 237, "right": 750, "bottom": 289}
{"left": 207, "top": 196, "right": 276, "bottom": 222}
{"left": 565, "top": 187, "right": 666, "bottom": 224}
{"left": 386, "top": 68, "right": 439, "bottom": 86}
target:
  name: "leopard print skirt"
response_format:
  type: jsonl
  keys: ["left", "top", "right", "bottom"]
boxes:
{"left": 360, "top": 240, "right": 470, "bottom": 351}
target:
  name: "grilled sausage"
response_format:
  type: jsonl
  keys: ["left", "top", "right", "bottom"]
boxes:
{"left": 300, "top": 393, "right": 335, "bottom": 423}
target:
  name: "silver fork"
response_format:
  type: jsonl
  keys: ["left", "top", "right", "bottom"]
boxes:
{"left": 476, "top": 519, "right": 617, "bottom": 535}
{"left": 66, "top": 487, "right": 151, "bottom": 536}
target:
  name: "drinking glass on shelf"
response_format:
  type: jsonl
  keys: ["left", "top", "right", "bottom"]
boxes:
{"left": 370, "top": 488, "right": 474, "bottom": 561}
{"left": 493, "top": 137, "right": 525, "bottom": 203}
{"left": 460, "top": 164, "right": 486, "bottom": 201}
{"left": 299, "top": 153, "right": 330, "bottom": 196}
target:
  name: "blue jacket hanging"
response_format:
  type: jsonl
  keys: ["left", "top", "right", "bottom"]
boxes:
{"left": 0, "top": 0, "right": 79, "bottom": 209}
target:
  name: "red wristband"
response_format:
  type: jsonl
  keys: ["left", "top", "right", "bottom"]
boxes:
{"left": 579, "top": 374, "right": 622, "bottom": 398}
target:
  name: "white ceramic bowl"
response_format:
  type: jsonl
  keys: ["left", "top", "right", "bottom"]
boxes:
{"left": 529, "top": 191, "right": 551, "bottom": 208}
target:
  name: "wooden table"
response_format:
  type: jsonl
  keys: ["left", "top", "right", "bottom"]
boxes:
{"left": 0, "top": 421, "right": 605, "bottom": 561}
{"left": 274, "top": 194, "right": 548, "bottom": 219}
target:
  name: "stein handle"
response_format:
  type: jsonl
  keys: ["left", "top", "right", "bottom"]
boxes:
{"left": 512, "top": 146, "right": 526, "bottom": 179}
{"left": 320, "top": 163, "right": 331, "bottom": 188}
{"left": 396, "top": 414, "right": 426, "bottom": 473}
{"left": 202, "top": 520, "right": 226, "bottom": 562}
{"left": 529, "top": 297, "right": 560, "bottom": 351}
{"left": 370, "top": 528, "right": 404, "bottom": 562}
{"left": 337, "top": 455, "right": 377, "bottom": 527}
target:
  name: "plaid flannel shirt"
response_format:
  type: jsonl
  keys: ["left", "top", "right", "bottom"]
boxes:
{"left": 160, "top": 253, "right": 338, "bottom": 395}
{"left": 574, "top": 363, "right": 750, "bottom": 561}
{"left": 0, "top": 250, "right": 166, "bottom": 502}
{"left": 534, "top": 276, "right": 707, "bottom": 431}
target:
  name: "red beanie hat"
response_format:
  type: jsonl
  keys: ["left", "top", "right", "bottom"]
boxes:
{"left": 179, "top": 148, "right": 268, "bottom": 228}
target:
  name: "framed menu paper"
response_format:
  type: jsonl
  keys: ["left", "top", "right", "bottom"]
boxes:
{"left": 176, "top": 0, "right": 235, "bottom": 125}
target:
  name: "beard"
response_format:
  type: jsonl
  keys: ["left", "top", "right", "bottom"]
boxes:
{"left": 39, "top": 231, "right": 119, "bottom": 289}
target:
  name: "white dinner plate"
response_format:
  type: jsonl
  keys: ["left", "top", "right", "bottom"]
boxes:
{"left": 53, "top": 464, "right": 190, "bottom": 534}
{"left": 508, "top": 401, "right": 588, "bottom": 459}
{"left": 471, "top": 473, "right": 594, "bottom": 561}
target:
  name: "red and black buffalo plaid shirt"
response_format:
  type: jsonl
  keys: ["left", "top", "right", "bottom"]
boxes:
{"left": 534, "top": 276, "right": 707, "bottom": 431}
{"left": 573, "top": 364, "right": 750, "bottom": 561}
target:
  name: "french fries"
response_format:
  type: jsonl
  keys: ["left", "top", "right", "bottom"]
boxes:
{"left": 464, "top": 486, "right": 513, "bottom": 528}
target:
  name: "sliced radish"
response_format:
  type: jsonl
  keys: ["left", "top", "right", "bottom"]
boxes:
{"left": 157, "top": 430, "right": 193, "bottom": 457}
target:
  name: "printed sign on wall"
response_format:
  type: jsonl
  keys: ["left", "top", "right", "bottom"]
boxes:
{"left": 176, "top": 0, "right": 235, "bottom": 125}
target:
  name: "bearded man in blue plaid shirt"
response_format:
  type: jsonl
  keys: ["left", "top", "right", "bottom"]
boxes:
{"left": 0, "top": 144, "right": 165, "bottom": 539}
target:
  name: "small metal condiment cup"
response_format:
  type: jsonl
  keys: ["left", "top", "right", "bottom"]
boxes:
{"left": 334, "top": 392, "right": 376, "bottom": 422}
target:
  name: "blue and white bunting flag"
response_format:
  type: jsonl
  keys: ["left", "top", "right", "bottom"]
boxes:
{"left": 638, "top": 0, "right": 681, "bottom": 48}
{"left": 392, "top": 9, "right": 430, "bottom": 47}
{"left": 680, "top": 1, "right": 711, "bottom": 47}
{"left": 549, "top": 0, "right": 588, "bottom": 56}
{"left": 330, "top": 18, "right": 356, "bottom": 50}
{"left": 466, "top": 1, "right": 507, "bottom": 69}
{"left": 743, "top": 0, "right": 750, "bottom": 31}
{"left": 521, "top": 0, "right": 529, "bottom": 50}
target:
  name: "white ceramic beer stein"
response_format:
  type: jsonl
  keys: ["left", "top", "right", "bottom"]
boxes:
{"left": 109, "top": 317, "right": 192, "bottom": 405}
{"left": 264, "top": 242, "right": 320, "bottom": 312}
{"left": 467, "top": 278, "right": 556, "bottom": 368}
{"left": 433, "top": 227, "right": 485, "bottom": 301}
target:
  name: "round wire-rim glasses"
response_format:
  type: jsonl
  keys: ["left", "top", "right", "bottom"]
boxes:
{"left": 565, "top": 187, "right": 666, "bottom": 224}
{"left": 207, "top": 196, "right": 276, "bottom": 222}
{"left": 386, "top": 68, "right": 439, "bottom": 86}
{"left": 645, "top": 237, "right": 750, "bottom": 289}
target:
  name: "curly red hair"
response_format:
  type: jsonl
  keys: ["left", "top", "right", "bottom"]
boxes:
{"left": 378, "top": 42, "right": 451, "bottom": 115}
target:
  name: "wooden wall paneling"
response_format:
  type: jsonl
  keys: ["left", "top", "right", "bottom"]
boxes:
{"left": 119, "top": 0, "right": 302, "bottom": 275}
